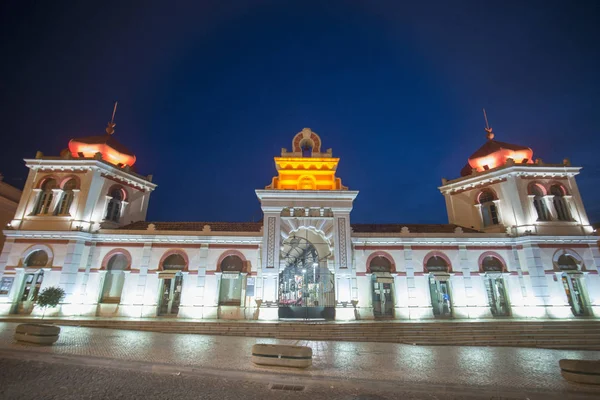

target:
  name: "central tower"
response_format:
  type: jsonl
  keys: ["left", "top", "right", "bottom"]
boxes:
{"left": 256, "top": 128, "right": 358, "bottom": 320}
{"left": 266, "top": 127, "right": 347, "bottom": 190}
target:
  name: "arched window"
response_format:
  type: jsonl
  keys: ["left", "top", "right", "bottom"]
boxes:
{"left": 162, "top": 254, "right": 186, "bottom": 271}
{"left": 481, "top": 256, "right": 504, "bottom": 272}
{"left": 219, "top": 255, "right": 245, "bottom": 306}
{"left": 425, "top": 256, "right": 449, "bottom": 273}
{"left": 55, "top": 179, "right": 77, "bottom": 215}
{"left": 300, "top": 139, "right": 313, "bottom": 157}
{"left": 24, "top": 250, "right": 49, "bottom": 267}
{"left": 101, "top": 254, "right": 128, "bottom": 303}
{"left": 529, "top": 184, "right": 551, "bottom": 221}
{"left": 369, "top": 256, "right": 392, "bottom": 273}
{"left": 557, "top": 254, "right": 579, "bottom": 271}
{"left": 478, "top": 190, "right": 500, "bottom": 227}
{"left": 550, "top": 185, "right": 571, "bottom": 221}
{"left": 33, "top": 179, "right": 57, "bottom": 215}
{"left": 105, "top": 187, "right": 124, "bottom": 223}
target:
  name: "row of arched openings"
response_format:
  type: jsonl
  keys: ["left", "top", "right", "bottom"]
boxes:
{"left": 528, "top": 183, "right": 572, "bottom": 222}
{"left": 33, "top": 176, "right": 128, "bottom": 223}
{"left": 99, "top": 250, "right": 247, "bottom": 306}
{"left": 474, "top": 183, "right": 573, "bottom": 229}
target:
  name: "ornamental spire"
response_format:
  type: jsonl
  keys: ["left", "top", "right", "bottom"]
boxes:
{"left": 483, "top": 108, "right": 494, "bottom": 140}
{"left": 105, "top": 101, "right": 118, "bottom": 135}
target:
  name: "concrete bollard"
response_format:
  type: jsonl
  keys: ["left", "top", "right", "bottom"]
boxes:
{"left": 251, "top": 344, "right": 312, "bottom": 368}
{"left": 559, "top": 359, "right": 600, "bottom": 385}
{"left": 14, "top": 323, "right": 60, "bottom": 345}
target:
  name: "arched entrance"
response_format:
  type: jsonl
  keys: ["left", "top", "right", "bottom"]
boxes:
{"left": 425, "top": 254, "right": 452, "bottom": 318}
{"left": 100, "top": 253, "right": 128, "bottom": 304}
{"left": 480, "top": 255, "right": 510, "bottom": 316}
{"left": 556, "top": 253, "right": 590, "bottom": 316}
{"left": 368, "top": 255, "right": 395, "bottom": 318}
{"left": 158, "top": 253, "right": 186, "bottom": 316}
{"left": 218, "top": 255, "right": 246, "bottom": 306}
{"left": 278, "top": 236, "right": 335, "bottom": 319}
{"left": 16, "top": 250, "right": 48, "bottom": 314}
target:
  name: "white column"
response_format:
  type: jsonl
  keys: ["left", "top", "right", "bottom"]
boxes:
{"left": 26, "top": 189, "right": 42, "bottom": 216}
{"left": 49, "top": 189, "right": 63, "bottom": 214}
{"left": 543, "top": 195, "right": 557, "bottom": 220}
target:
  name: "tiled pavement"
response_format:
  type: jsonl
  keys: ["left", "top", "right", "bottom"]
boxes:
{"left": 1, "top": 322, "right": 599, "bottom": 397}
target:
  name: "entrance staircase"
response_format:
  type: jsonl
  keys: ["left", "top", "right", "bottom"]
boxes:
{"left": 2, "top": 317, "right": 599, "bottom": 350}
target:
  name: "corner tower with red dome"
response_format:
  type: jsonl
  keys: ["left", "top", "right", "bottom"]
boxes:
{"left": 8, "top": 112, "right": 156, "bottom": 233}
{"left": 439, "top": 123, "right": 592, "bottom": 237}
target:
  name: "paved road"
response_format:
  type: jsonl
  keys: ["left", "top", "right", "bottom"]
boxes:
{"left": 0, "top": 322, "right": 599, "bottom": 399}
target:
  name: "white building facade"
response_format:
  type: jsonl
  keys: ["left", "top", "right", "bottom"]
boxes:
{"left": 0, "top": 125, "right": 598, "bottom": 321}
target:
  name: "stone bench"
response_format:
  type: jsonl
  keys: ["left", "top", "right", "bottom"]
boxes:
{"left": 559, "top": 359, "right": 600, "bottom": 385}
{"left": 251, "top": 344, "right": 312, "bottom": 368}
{"left": 14, "top": 324, "right": 60, "bottom": 345}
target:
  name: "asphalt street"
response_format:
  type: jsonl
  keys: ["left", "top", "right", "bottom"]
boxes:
{"left": 0, "top": 357, "right": 485, "bottom": 400}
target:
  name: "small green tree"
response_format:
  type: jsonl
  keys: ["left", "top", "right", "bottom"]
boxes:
{"left": 36, "top": 286, "right": 65, "bottom": 320}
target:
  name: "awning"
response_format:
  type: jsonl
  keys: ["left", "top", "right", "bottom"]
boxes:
{"left": 431, "top": 273, "right": 451, "bottom": 282}
{"left": 374, "top": 272, "right": 394, "bottom": 284}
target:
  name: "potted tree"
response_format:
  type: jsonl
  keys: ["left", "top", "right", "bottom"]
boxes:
{"left": 14, "top": 286, "right": 64, "bottom": 345}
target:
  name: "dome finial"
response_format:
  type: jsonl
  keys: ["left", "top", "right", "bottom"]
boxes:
{"left": 105, "top": 101, "right": 118, "bottom": 135}
{"left": 483, "top": 108, "right": 494, "bottom": 140}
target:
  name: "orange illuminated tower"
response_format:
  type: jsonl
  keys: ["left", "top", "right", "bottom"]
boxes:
{"left": 266, "top": 127, "right": 347, "bottom": 190}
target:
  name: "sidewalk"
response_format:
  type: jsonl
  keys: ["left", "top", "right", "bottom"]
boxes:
{"left": 0, "top": 321, "right": 599, "bottom": 398}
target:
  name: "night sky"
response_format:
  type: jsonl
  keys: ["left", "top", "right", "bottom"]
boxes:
{"left": 1, "top": 1, "right": 599, "bottom": 225}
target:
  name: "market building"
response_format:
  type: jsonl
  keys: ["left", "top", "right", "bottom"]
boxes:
{"left": 0, "top": 123, "right": 597, "bottom": 320}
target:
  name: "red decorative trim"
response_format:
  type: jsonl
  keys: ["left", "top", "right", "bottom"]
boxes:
{"left": 355, "top": 272, "right": 367, "bottom": 276}
{"left": 15, "top": 239, "right": 69, "bottom": 245}
{"left": 209, "top": 244, "right": 259, "bottom": 249}
{"left": 548, "top": 181, "right": 570, "bottom": 195}
{"left": 107, "top": 184, "right": 129, "bottom": 202}
{"left": 354, "top": 245, "right": 404, "bottom": 250}
{"left": 414, "top": 272, "right": 425, "bottom": 276}
{"left": 396, "top": 271, "right": 407, "bottom": 276}
{"left": 158, "top": 249, "right": 189, "bottom": 271}
{"left": 538, "top": 244, "right": 589, "bottom": 249}
{"left": 100, "top": 248, "right": 132, "bottom": 271}
{"left": 187, "top": 270, "right": 198, "bottom": 275}
{"left": 365, "top": 251, "right": 396, "bottom": 273}
{"left": 423, "top": 251, "right": 453, "bottom": 273}
{"left": 85, "top": 241, "right": 93, "bottom": 246}
{"left": 206, "top": 271, "right": 216, "bottom": 275}
{"left": 588, "top": 270, "right": 598, "bottom": 275}
{"left": 516, "top": 245, "right": 523, "bottom": 250}
{"left": 478, "top": 251, "right": 508, "bottom": 273}
{"left": 527, "top": 181, "right": 547, "bottom": 196}
{"left": 509, "top": 271, "right": 519, "bottom": 275}
{"left": 101, "top": 173, "right": 145, "bottom": 193}
{"left": 216, "top": 250, "right": 249, "bottom": 273}
{"left": 35, "top": 175, "right": 61, "bottom": 189}
{"left": 59, "top": 175, "right": 81, "bottom": 190}
{"left": 4, "top": 266, "right": 16, "bottom": 271}
{"left": 453, "top": 272, "right": 463, "bottom": 276}
{"left": 475, "top": 187, "right": 499, "bottom": 205}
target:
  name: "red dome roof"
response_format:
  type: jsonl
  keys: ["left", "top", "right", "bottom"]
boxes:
{"left": 69, "top": 133, "right": 136, "bottom": 167}
{"left": 461, "top": 134, "right": 533, "bottom": 176}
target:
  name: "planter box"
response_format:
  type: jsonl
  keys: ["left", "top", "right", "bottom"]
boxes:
{"left": 559, "top": 359, "right": 600, "bottom": 385}
{"left": 14, "top": 324, "right": 60, "bottom": 345}
{"left": 251, "top": 344, "right": 312, "bottom": 368}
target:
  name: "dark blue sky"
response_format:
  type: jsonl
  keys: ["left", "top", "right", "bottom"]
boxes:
{"left": 1, "top": 1, "right": 599, "bottom": 224}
